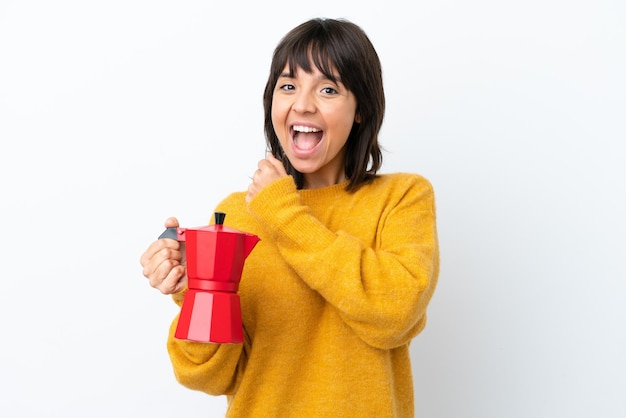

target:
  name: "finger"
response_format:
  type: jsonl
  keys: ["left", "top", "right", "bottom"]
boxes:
{"left": 266, "top": 153, "right": 288, "bottom": 176}
{"left": 156, "top": 264, "right": 187, "bottom": 294}
{"left": 256, "top": 158, "right": 273, "bottom": 172}
{"left": 246, "top": 182, "right": 259, "bottom": 203}
{"left": 141, "top": 245, "right": 182, "bottom": 287}
{"left": 140, "top": 237, "right": 180, "bottom": 269}
{"left": 145, "top": 246, "right": 183, "bottom": 285}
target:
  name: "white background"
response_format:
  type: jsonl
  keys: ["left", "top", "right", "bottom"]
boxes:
{"left": 1, "top": 1, "right": 624, "bottom": 417}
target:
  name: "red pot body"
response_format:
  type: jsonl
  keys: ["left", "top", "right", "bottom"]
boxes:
{"left": 174, "top": 223, "right": 259, "bottom": 343}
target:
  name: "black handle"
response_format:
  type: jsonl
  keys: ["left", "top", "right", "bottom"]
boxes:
{"left": 158, "top": 227, "right": 178, "bottom": 240}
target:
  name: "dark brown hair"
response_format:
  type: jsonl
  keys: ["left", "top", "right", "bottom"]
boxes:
{"left": 263, "top": 18, "right": 385, "bottom": 191}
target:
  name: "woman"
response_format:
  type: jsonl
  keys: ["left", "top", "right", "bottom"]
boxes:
{"left": 140, "top": 17, "right": 439, "bottom": 418}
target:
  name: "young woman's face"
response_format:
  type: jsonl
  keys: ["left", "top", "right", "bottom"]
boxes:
{"left": 271, "top": 63, "right": 359, "bottom": 189}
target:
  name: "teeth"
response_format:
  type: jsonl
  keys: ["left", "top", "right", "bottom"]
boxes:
{"left": 293, "top": 125, "right": 320, "bottom": 133}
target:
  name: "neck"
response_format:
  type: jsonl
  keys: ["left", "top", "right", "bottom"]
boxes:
{"left": 302, "top": 172, "right": 347, "bottom": 189}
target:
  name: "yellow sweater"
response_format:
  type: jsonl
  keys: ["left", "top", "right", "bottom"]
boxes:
{"left": 167, "top": 173, "right": 439, "bottom": 417}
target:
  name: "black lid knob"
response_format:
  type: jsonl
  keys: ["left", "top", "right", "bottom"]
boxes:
{"left": 214, "top": 212, "right": 226, "bottom": 225}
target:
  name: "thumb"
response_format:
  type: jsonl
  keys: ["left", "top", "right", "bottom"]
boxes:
{"left": 164, "top": 216, "right": 180, "bottom": 228}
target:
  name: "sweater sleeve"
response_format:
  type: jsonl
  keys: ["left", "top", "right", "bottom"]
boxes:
{"left": 247, "top": 175, "right": 439, "bottom": 350}
{"left": 166, "top": 300, "right": 248, "bottom": 396}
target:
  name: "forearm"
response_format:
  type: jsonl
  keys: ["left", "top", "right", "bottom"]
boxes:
{"left": 294, "top": 229, "right": 438, "bottom": 349}
{"left": 166, "top": 315, "right": 246, "bottom": 396}
{"left": 248, "top": 176, "right": 439, "bottom": 349}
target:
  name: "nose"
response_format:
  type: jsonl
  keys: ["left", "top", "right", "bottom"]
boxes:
{"left": 292, "top": 91, "right": 316, "bottom": 114}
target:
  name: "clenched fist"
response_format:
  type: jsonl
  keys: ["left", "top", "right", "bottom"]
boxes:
{"left": 246, "top": 153, "right": 288, "bottom": 202}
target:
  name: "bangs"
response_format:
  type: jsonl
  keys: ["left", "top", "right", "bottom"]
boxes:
{"left": 276, "top": 30, "right": 345, "bottom": 84}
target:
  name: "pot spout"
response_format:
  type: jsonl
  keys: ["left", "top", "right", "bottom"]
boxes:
{"left": 244, "top": 234, "right": 260, "bottom": 258}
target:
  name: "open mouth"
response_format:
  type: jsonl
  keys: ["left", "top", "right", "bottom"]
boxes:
{"left": 292, "top": 125, "right": 323, "bottom": 151}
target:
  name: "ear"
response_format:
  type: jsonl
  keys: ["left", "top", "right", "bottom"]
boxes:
{"left": 354, "top": 112, "right": 361, "bottom": 124}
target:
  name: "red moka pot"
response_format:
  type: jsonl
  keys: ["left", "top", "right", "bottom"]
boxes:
{"left": 159, "top": 212, "right": 260, "bottom": 343}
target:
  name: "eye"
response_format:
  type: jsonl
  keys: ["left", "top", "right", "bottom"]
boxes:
{"left": 278, "top": 83, "right": 295, "bottom": 91}
{"left": 321, "top": 86, "right": 338, "bottom": 95}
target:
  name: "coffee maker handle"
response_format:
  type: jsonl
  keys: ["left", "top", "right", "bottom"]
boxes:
{"left": 158, "top": 227, "right": 178, "bottom": 240}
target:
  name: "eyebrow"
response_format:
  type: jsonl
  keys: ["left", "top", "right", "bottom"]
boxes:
{"left": 278, "top": 71, "right": 341, "bottom": 83}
